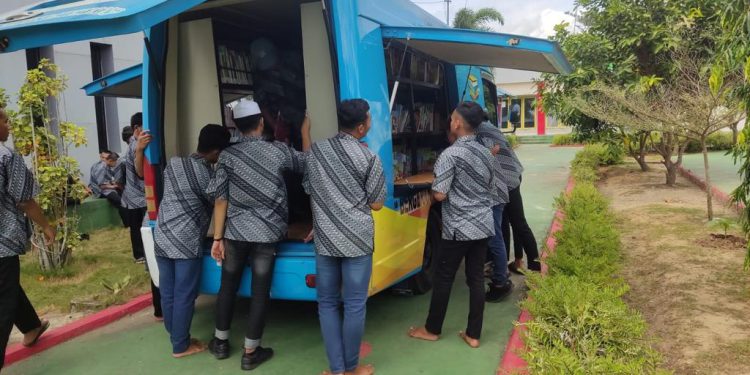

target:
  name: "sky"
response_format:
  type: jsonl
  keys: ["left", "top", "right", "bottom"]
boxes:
{"left": 412, "top": 0, "right": 577, "bottom": 38}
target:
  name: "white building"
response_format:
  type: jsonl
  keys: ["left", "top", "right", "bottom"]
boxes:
{"left": 494, "top": 68, "right": 567, "bottom": 134}
{"left": 0, "top": 0, "right": 142, "bottom": 182}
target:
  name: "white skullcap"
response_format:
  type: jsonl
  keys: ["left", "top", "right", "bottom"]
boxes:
{"left": 233, "top": 100, "right": 261, "bottom": 119}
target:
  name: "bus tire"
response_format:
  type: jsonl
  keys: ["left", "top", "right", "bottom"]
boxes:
{"left": 408, "top": 202, "right": 441, "bottom": 295}
{"left": 408, "top": 238, "right": 434, "bottom": 295}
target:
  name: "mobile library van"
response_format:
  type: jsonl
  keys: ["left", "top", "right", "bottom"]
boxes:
{"left": 0, "top": 0, "right": 571, "bottom": 301}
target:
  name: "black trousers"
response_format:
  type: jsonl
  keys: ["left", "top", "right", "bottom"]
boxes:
{"left": 0, "top": 256, "right": 42, "bottom": 370}
{"left": 124, "top": 207, "right": 146, "bottom": 260}
{"left": 215, "top": 240, "right": 276, "bottom": 344}
{"left": 425, "top": 238, "right": 488, "bottom": 340}
{"left": 103, "top": 191, "right": 126, "bottom": 226}
{"left": 501, "top": 179, "right": 541, "bottom": 270}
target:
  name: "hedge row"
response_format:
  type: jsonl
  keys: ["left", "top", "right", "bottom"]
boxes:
{"left": 520, "top": 145, "right": 668, "bottom": 374}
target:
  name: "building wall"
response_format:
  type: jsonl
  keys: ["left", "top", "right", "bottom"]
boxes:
{"left": 0, "top": 0, "right": 142, "bottom": 183}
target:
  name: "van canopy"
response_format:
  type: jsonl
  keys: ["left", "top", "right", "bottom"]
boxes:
{"left": 83, "top": 63, "right": 142, "bottom": 98}
{"left": 0, "top": 0, "right": 207, "bottom": 53}
{"left": 381, "top": 26, "right": 572, "bottom": 74}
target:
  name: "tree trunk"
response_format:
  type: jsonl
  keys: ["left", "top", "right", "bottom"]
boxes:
{"left": 665, "top": 160, "right": 678, "bottom": 186}
{"left": 731, "top": 123, "right": 739, "bottom": 145}
{"left": 702, "top": 137, "right": 714, "bottom": 220}
{"left": 636, "top": 131, "right": 650, "bottom": 171}
{"left": 636, "top": 156, "right": 650, "bottom": 172}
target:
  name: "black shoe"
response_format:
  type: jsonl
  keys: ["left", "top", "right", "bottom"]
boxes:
{"left": 528, "top": 260, "right": 542, "bottom": 272}
{"left": 209, "top": 337, "right": 230, "bottom": 360}
{"left": 241, "top": 346, "right": 274, "bottom": 371}
{"left": 508, "top": 262, "right": 524, "bottom": 275}
{"left": 134, "top": 257, "right": 146, "bottom": 264}
{"left": 486, "top": 280, "right": 514, "bottom": 302}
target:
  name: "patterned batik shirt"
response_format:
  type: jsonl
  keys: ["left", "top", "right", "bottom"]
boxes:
{"left": 154, "top": 154, "right": 214, "bottom": 259}
{"left": 206, "top": 135, "right": 306, "bottom": 243}
{"left": 0, "top": 145, "right": 39, "bottom": 257}
{"left": 303, "top": 133, "right": 386, "bottom": 258}
{"left": 120, "top": 138, "right": 146, "bottom": 209}
{"left": 476, "top": 121, "right": 524, "bottom": 190}
{"left": 89, "top": 161, "right": 106, "bottom": 197}
{"left": 432, "top": 135, "right": 499, "bottom": 241}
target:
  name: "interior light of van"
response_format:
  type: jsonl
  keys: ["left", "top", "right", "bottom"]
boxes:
{"left": 305, "top": 274, "right": 316, "bottom": 288}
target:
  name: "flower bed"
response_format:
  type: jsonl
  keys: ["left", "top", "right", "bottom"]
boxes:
{"left": 510, "top": 145, "right": 666, "bottom": 374}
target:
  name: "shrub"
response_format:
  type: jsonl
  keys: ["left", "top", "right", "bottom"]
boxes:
{"left": 552, "top": 133, "right": 577, "bottom": 146}
{"left": 520, "top": 147, "right": 666, "bottom": 374}
{"left": 685, "top": 132, "right": 735, "bottom": 153}
{"left": 706, "top": 131, "right": 734, "bottom": 151}
{"left": 506, "top": 134, "right": 520, "bottom": 149}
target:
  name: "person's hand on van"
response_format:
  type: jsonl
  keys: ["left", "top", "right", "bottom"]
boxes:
{"left": 302, "top": 111, "right": 311, "bottom": 134}
{"left": 303, "top": 229, "right": 314, "bottom": 243}
{"left": 136, "top": 131, "right": 152, "bottom": 152}
{"left": 491, "top": 144, "right": 501, "bottom": 156}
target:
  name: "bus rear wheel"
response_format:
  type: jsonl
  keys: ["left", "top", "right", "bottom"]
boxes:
{"left": 408, "top": 238, "right": 434, "bottom": 295}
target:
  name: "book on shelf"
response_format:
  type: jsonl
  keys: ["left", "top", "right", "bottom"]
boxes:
{"left": 392, "top": 144, "right": 411, "bottom": 180}
{"left": 413, "top": 103, "right": 435, "bottom": 133}
{"left": 390, "top": 104, "right": 411, "bottom": 134}
{"left": 217, "top": 44, "right": 253, "bottom": 86}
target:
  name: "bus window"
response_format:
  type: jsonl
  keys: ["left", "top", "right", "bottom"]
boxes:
{"left": 482, "top": 78, "right": 498, "bottom": 126}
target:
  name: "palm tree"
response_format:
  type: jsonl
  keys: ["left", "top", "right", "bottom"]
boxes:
{"left": 452, "top": 7, "right": 504, "bottom": 31}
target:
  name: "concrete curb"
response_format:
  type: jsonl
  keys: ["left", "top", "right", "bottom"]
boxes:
{"left": 4, "top": 293, "right": 153, "bottom": 367}
{"left": 497, "top": 177, "right": 575, "bottom": 375}
{"left": 677, "top": 166, "right": 746, "bottom": 214}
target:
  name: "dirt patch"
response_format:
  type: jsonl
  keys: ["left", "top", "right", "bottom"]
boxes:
{"left": 598, "top": 162, "right": 750, "bottom": 375}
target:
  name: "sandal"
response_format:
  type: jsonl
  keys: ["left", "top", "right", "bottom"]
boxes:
{"left": 23, "top": 319, "right": 50, "bottom": 347}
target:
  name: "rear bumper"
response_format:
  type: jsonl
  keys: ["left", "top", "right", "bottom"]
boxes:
{"left": 199, "top": 241, "right": 318, "bottom": 301}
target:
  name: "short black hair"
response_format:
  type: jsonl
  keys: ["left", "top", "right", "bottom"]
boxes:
{"left": 130, "top": 112, "right": 143, "bottom": 128}
{"left": 234, "top": 114, "right": 263, "bottom": 133}
{"left": 198, "top": 124, "right": 231, "bottom": 153}
{"left": 121, "top": 126, "right": 133, "bottom": 143}
{"left": 105, "top": 153, "right": 118, "bottom": 162}
{"left": 337, "top": 99, "right": 370, "bottom": 130}
{"left": 455, "top": 101, "right": 484, "bottom": 130}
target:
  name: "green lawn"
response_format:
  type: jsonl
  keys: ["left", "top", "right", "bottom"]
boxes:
{"left": 19, "top": 227, "right": 151, "bottom": 314}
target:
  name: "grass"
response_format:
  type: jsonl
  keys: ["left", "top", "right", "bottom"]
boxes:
{"left": 19, "top": 227, "right": 151, "bottom": 314}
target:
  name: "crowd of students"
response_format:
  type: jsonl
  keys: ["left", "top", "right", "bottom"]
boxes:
{"left": 0, "top": 97, "right": 538, "bottom": 375}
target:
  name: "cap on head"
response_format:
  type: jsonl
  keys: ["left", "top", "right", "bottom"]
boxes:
{"left": 233, "top": 100, "right": 261, "bottom": 120}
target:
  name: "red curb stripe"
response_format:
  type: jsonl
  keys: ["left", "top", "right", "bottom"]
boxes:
{"left": 5, "top": 293, "right": 153, "bottom": 367}
{"left": 498, "top": 176, "right": 575, "bottom": 375}
{"left": 677, "top": 166, "right": 746, "bottom": 213}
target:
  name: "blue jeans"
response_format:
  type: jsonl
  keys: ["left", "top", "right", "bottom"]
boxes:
{"left": 156, "top": 256, "right": 202, "bottom": 354}
{"left": 316, "top": 254, "right": 372, "bottom": 373}
{"left": 489, "top": 204, "right": 509, "bottom": 285}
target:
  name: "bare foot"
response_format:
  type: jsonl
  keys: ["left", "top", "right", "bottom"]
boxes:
{"left": 346, "top": 364, "right": 375, "bottom": 375}
{"left": 459, "top": 331, "right": 480, "bottom": 348}
{"left": 172, "top": 339, "right": 206, "bottom": 358}
{"left": 407, "top": 326, "right": 439, "bottom": 342}
{"left": 320, "top": 371, "right": 342, "bottom": 375}
{"left": 23, "top": 319, "right": 50, "bottom": 347}
{"left": 155, "top": 316, "right": 164, "bottom": 322}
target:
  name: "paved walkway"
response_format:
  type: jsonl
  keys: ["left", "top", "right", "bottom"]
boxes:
{"left": 6, "top": 145, "right": 578, "bottom": 375}
{"left": 681, "top": 151, "right": 742, "bottom": 195}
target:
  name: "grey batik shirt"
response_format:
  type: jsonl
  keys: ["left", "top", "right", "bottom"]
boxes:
{"left": 303, "top": 133, "right": 386, "bottom": 258}
{"left": 207, "top": 135, "right": 306, "bottom": 243}
{"left": 476, "top": 121, "right": 524, "bottom": 190}
{"left": 89, "top": 161, "right": 106, "bottom": 197}
{"left": 120, "top": 138, "right": 146, "bottom": 209}
{"left": 432, "top": 135, "right": 499, "bottom": 241}
{"left": 0, "top": 145, "right": 40, "bottom": 257}
{"left": 154, "top": 154, "right": 214, "bottom": 259}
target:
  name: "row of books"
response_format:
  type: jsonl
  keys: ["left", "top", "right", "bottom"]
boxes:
{"left": 413, "top": 103, "right": 436, "bottom": 133}
{"left": 393, "top": 146, "right": 439, "bottom": 180}
{"left": 385, "top": 47, "right": 443, "bottom": 85}
{"left": 217, "top": 45, "right": 253, "bottom": 86}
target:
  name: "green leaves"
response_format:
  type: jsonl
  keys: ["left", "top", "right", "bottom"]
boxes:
{"left": 709, "top": 64, "right": 725, "bottom": 96}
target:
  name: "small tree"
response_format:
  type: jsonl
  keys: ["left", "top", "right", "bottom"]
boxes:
{"left": 5, "top": 59, "right": 88, "bottom": 271}
{"left": 452, "top": 8, "right": 504, "bottom": 31}
{"left": 668, "top": 52, "right": 744, "bottom": 220}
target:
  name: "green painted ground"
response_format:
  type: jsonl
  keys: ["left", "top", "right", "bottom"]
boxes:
{"left": 6, "top": 145, "right": 578, "bottom": 375}
{"left": 681, "top": 151, "right": 741, "bottom": 195}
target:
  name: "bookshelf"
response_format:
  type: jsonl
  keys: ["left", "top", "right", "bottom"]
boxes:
{"left": 386, "top": 43, "right": 449, "bottom": 189}
{"left": 215, "top": 41, "right": 254, "bottom": 104}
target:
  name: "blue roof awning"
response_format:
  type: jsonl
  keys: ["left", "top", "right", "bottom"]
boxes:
{"left": 0, "top": 0, "right": 207, "bottom": 53}
{"left": 381, "top": 26, "right": 572, "bottom": 74}
{"left": 83, "top": 63, "right": 142, "bottom": 98}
